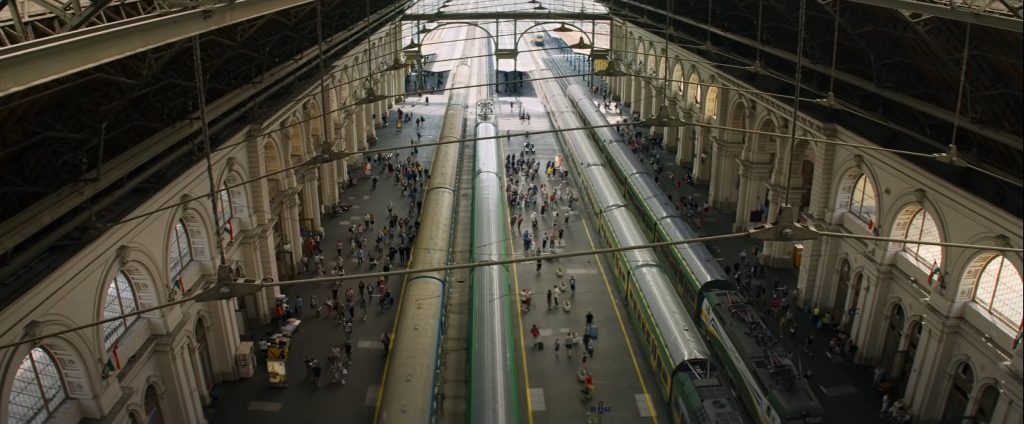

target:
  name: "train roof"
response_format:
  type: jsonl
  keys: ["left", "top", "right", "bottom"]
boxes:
{"left": 634, "top": 265, "right": 710, "bottom": 362}
{"left": 704, "top": 291, "right": 823, "bottom": 419}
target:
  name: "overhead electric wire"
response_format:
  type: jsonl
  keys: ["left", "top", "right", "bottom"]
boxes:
{"left": 4, "top": 227, "right": 1017, "bottom": 350}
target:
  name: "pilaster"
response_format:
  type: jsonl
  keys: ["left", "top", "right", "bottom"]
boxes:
{"left": 708, "top": 135, "right": 743, "bottom": 209}
{"left": 732, "top": 159, "right": 772, "bottom": 231}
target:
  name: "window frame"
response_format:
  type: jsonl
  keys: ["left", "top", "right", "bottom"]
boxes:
{"left": 101, "top": 271, "right": 140, "bottom": 350}
{"left": 7, "top": 347, "right": 68, "bottom": 424}
{"left": 169, "top": 219, "right": 193, "bottom": 277}
{"left": 217, "top": 183, "right": 233, "bottom": 229}
{"left": 848, "top": 174, "right": 877, "bottom": 223}
{"left": 972, "top": 255, "right": 1023, "bottom": 327}
{"left": 899, "top": 207, "right": 942, "bottom": 267}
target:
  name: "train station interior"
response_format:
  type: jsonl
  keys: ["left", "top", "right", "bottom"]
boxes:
{"left": 0, "top": 0, "right": 1022, "bottom": 423}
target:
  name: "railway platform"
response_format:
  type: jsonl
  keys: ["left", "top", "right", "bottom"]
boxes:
{"left": 585, "top": 72, "right": 888, "bottom": 424}
{"left": 495, "top": 84, "right": 669, "bottom": 423}
{"left": 204, "top": 92, "right": 453, "bottom": 424}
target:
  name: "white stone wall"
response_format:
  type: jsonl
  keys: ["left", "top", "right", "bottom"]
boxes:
{"left": 0, "top": 22, "right": 407, "bottom": 424}
{"left": 610, "top": 19, "right": 1023, "bottom": 424}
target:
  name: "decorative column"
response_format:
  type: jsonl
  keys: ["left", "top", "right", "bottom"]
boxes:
{"left": 808, "top": 124, "right": 839, "bottom": 221}
{"left": 284, "top": 194, "right": 302, "bottom": 266}
{"left": 205, "top": 299, "right": 241, "bottom": 380}
{"left": 733, "top": 159, "right": 772, "bottom": 231}
{"left": 302, "top": 172, "right": 322, "bottom": 231}
{"left": 640, "top": 80, "right": 653, "bottom": 120}
{"left": 256, "top": 230, "right": 280, "bottom": 322}
{"left": 707, "top": 135, "right": 743, "bottom": 209}
{"left": 762, "top": 184, "right": 805, "bottom": 268}
{"left": 166, "top": 338, "right": 205, "bottom": 423}
{"left": 675, "top": 110, "right": 695, "bottom": 166}
{"left": 630, "top": 75, "right": 642, "bottom": 112}
{"left": 692, "top": 122, "right": 713, "bottom": 183}
{"left": 856, "top": 266, "right": 890, "bottom": 362}
{"left": 246, "top": 133, "right": 271, "bottom": 226}
{"left": 903, "top": 317, "right": 941, "bottom": 415}
{"left": 663, "top": 97, "right": 682, "bottom": 149}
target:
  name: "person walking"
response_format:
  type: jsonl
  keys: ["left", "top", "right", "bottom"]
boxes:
{"left": 554, "top": 338, "right": 560, "bottom": 357}
{"left": 804, "top": 334, "right": 815, "bottom": 356}
{"left": 380, "top": 332, "right": 391, "bottom": 353}
{"left": 536, "top": 258, "right": 542, "bottom": 272}
{"left": 531, "top": 324, "right": 541, "bottom": 349}
{"left": 569, "top": 275, "right": 576, "bottom": 297}
{"left": 586, "top": 310, "right": 594, "bottom": 326}
{"left": 546, "top": 289, "right": 552, "bottom": 310}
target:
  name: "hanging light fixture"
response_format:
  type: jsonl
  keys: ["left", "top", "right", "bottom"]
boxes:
{"left": 594, "top": 58, "right": 630, "bottom": 77}
{"left": 355, "top": 82, "right": 389, "bottom": 105}
{"left": 383, "top": 55, "right": 406, "bottom": 71}
{"left": 568, "top": 36, "right": 592, "bottom": 50}
{"left": 553, "top": 23, "right": 573, "bottom": 33}
{"left": 643, "top": 0, "right": 683, "bottom": 128}
{"left": 533, "top": 3, "right": 546, "bottom": 10}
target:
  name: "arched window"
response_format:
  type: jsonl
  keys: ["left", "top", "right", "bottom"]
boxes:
{"left": 217, "top": 183, "right": 233, "bottom": 229}
{"left": 849, "top": 174, "right": 877, "bottom": 223}
{"left": 102, "top": 271, "right": 139, "bottom": 349}
{"left": 896, "top": 206, "right": 942, "bottom": 268}
{"left": 168, "top": 219, "right": 193, "bottom": 277}
{"left": 7, "top": 347, "right": 67, "bottom": 424}
{"left": 144, "top": 385, "right": 164, "bottom": 424}
{"left": 972, "top": 255, "right": 1023, "bottom": 327}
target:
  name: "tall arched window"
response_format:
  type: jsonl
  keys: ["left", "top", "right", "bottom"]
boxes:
{"left": 102, "top": 271, "right": 139, "bottom": 349}
{"left": 849, "top": 174, "right": 877, "bottom": 223}
{"left": 7, "top": 347, "right": 67, "bottom": 424}
{"left": 895, "top": 206, "right": 942, "bottom": 268}
{"left": 972, "top": 254, "right": 1023, "bottom": 327}
{"left": 168, "top": 219, "right": 192, "bottom": 277}
{"left": 144, "top": 385, "right": 164, "bottom": 424}
{"left": 217, "top": 183, "right": 233, "bottom": 229}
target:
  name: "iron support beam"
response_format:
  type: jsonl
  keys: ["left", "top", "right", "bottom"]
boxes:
{"left": 0, "top": 0, "right": 410, "bottom": 256}
{"left": 401, "top": 11, "right": 608, "bottom": 21}
{"left": 0, "top": 0, "right": 315, "bottom": 97}
{"left": 614, "top": 0, "right": 1023, "bottom": 151}
{"left": 845, "top": 0, "right": 1022, "bottom": 32}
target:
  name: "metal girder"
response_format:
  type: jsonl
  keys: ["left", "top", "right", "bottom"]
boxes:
{"left": 401, "top": 11, "right": 608, "bottom": 21}
{"left": 614, "top": 0, "right": 1023, "bottom": 151}
{"left": 0, "top": 0, "right": 410, "bottom": 257}
{"left": 845, "top": 0, "right": 1023, "bottom": 32}
{"left": 0, "top": 0, "right": 315, "bottom": 96}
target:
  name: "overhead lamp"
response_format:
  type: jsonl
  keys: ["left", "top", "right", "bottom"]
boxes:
{"left": 643, "top": 104, "right": 686, "bottom": 127}
{"left": 194, "top": 264, "right": 264, "bottom": 302}
{"left": 594, "top": 58, "right": 630, "bottom": 77}
{"left": 383, "top": 56, "right": 407, "bottom": 72}
{"left": 568, "top": 37, "right": 592, "bottom": 50}
{"left": 933, "top": 144, "right": 968, "bottom": 167}
{"left": 355, "top": 83, "right": 389, "bottom": 105}
{"left": 553, "top": 23, "right": 573, "bottom": 33}
{"left": 527, "top": 0, "right": 539, "bottom": 3}
{"left": 748, "top": 207, "right": 820, "bottom": 241}
{"left": 533, "top": 3, "right": 546, "bottom": 10}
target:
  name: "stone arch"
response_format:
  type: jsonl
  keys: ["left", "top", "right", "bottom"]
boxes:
{"left": 284, "top": 117, "right": 305, "bottom": 166}
{"left": 671, "top": 61, "right": 684, "bottom": 94}
{"left": 702, "top": 80, "right": 720, "bottom": 121}
{"left": 833, "top": 161, "right": 881, "bottom": 228}
{"left": 166, "top": 203, "right": 213, "bottom": 293}
{"left": 830, "top": 256, "right": 853, "bottom": 323}
{"left": 305, "top": 99, "right": 323, "bottom": 147}
{"left": 594, "top": 22, "right": 610, "bottom": 49}
{"left": 685, "top": 71, "right": 701, "bottom": 106}
{"left": 845, "top": 270, "right": 867, "bottom": 333}
{"left": 940, "top": 359, "right": 976, "bottom": 422}
{"left": 95, "top": 250, "right": 160, "bottom": 354}
{"left": 215, "top": 164, "right": 252, "bottom": 233}
{"left": 263, "top": 136, "right": 285, "bottom": 200}
{"left": 725, "top": 97, "right": 748, "bottom": 143}
{"left": 971, "top": 383, "right": 1001, "bottom": 423}
{"left": 636, "top": 41, "right": 646, "bottom": 67}
{"left": 626, "top": 31, "right": 636, "bottom": 61}
{"left": 746, "top": 115, "right": 779, "bottom": 162}
{"left": 1, "top": 321, "right": 98, "bottom": 423}
{"left": 646, "top": 41, "right": 658, "bottom": 76}
{"left": 888, "top": 199, "right": 945, "bottom": 269}
{"left": 880, "top": 302, "right": 906, "bottom": 375}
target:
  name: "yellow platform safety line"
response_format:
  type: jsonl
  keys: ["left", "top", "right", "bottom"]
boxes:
{"left": 499, "top": 140, "right": 535, "bottom": 424}
{"left": 372, "top": 250, "right": 413, "bottom": 424}
{"left": 579, "top": 217, "right": 659, "bottom": 423}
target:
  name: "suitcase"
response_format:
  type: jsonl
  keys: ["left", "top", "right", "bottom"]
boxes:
{"left": 587, "top": 324, "right": 598, "bottom": 340}
{"left": 536, "top": 341, "right": 544, "bottom": 350}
